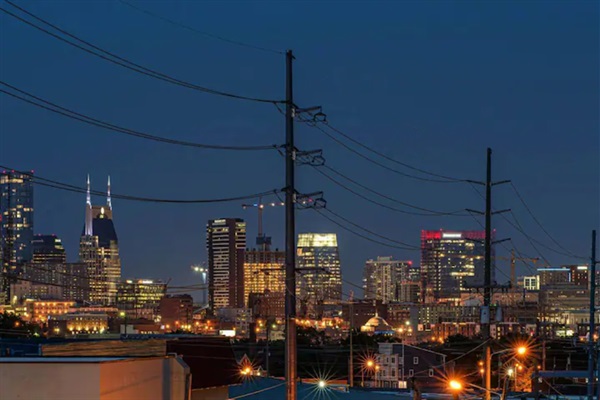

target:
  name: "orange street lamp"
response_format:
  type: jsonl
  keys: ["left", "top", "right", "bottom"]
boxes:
{"left": 516, "top": 346, "right": 527, "bottom": 356}
{"left": 449, "top": 379, "right": 463, "bottom": 400}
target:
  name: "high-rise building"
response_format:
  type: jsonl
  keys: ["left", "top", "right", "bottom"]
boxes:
{"left": 420, "top": 230, "right": 489, "bottom": 303}
{"left": 244, "top": 249, "right": 285, "bottom": 312}
{"left": 1, "top": 170, "right": 34, "bottom": 303}
{"left": 63, "top": 262, "right": 90, "bottom": 303}
{"left": 296, "top": 233, "right": 342, "bottom": 318}
{"left": 117, "top": 279, "right": 167, "bottom": 320}
{"left": 363, "top": 257, "right": 415, "bottom": 304}
{"left": 26, "top": 234, "right": 66, "bottom": 284}
{"left": 206, "top": 218, "right": 246, "bottom": 311}
{"left": 79, "top": 175, "right": 121, "bottom": 306}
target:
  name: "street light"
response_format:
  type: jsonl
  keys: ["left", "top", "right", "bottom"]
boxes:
{"left": 517, "top": 346, "right": 527, "bottom": 356}
{"left": 318, "top": 380, "right": 326, "bottom": 389}
{"left": 449, "top": 379, "right": 463, "bottom": 400}
{"left": 362, "top": 359, "right": 376, "bottom": 387}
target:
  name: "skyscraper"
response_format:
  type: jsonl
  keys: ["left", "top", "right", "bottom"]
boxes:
{"left": 363, "top": 256, "right": 414, "bottom": 304}
{"left": 23, "top": 234, "right": 67, "bottom": 299}
{"left": 1, "top": 170, "right": 34, "bottom": 303}
{"left": 206, "top": 218, "right": 246, "bottom": 311}
{"left": 420, "top": 230, "right": 488, "bottom": 303}
{"left": 244, "top": 249, "right": 285, "bottom": 317}
{"left": 79, "top": 175, "right": 121, "bottom": 305}
{"left": 296, "top": 233, "right": 342, "bottom": 318}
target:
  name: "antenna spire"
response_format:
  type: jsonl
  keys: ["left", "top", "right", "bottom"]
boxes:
{"left": 107, "top": 175, "right": 112, "bottom": 210}
{"left": 85, "top": 174, "right": 93, "bottom": 236}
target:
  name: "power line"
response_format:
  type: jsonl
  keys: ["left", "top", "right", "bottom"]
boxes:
{"left": 321, "top": 164, "right": 468, "bottom": 216}
{"left": 313, "top": 208, "right": 419, "bottom": 251}
{"left": 323, "top": 208, "right": 420, "bottom": 249}
{"left": 0, "top": 83, "right": 280, "bottom": 151}
{"left": 0, "top": 2, "right": 282, "bottom": 104}
{"left": 510, "top": 182, "right": 584, "bottom": 259}
{"left": 322, "top": 121, "right": 466, "bottom": 182}
{"left": 1, "top": 166, "right": 281, "bottom": 204}
{"left": 118, "top": 0, "right": 283, "bottom": 55}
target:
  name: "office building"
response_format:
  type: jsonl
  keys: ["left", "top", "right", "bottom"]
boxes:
{"left": 1, "top": 170, "right": 34, "bottom": 303}
{"left": 206, "top": 218, "right": 246, "bottom": 311}
{"left": 79, "top": 176, "right": 121, "bottom": 306}
{"left": 117, "top": 279, "right": 167, "bottom": 320}
{"left": 25, "top": 234, "right": 66, "bottom": 289}
{"left": 296, "top": 233, "right": 342, "bottom": 318}
{"left": 244, "top": 249, "right": 284, "bottom": 312}
{"left": 363, "top": 256, "right": 414, "bottom": 304}
{"left": 518, "top": 275, "right": 540, "bottom": 291}
{"left": 63, "top": 262, "right": 90, "bottom": 303}
{"left": 420, "top": 230, "right": 488, "bottom": 303}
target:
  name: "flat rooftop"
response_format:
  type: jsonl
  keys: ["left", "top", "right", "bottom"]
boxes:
{"left": 0, "top": 357, "right": 127, "bottom": 363}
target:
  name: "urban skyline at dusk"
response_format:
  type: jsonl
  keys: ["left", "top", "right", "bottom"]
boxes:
{"left": 1, "top": 1, "right": 597, "bottom": 296}
{"left": 0, "top": 1, "right": 598, "bottom": 398}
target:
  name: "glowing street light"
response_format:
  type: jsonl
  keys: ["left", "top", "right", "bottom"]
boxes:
{"left": 517, "top": 346, "right": 527, "bottom": 356}
{"left": 507, "top": 368, "right": 514, "bottom": 377}
{"left": 318, "top": 380, "right": 326, "bottom": 389}
{"left": 366, "top": 359, "right": 374, "bottom": 368}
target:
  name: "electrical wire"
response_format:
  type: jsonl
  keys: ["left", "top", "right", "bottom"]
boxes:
{"left": 323, "top": 208, "right": 420, "bottom": 249}
{"left": 312, "top": 208, "right": 419, "bottom": 251}
{"left": 298, "top": 115, "right": 462, "bottom": 183}
{"left": 117, "top": 0, "right": 283, "bottom": 55}
{"left": 322, "top": 121, "right": 465, "bottom": 182}
{"left": 0, "top": 2, "right": 282, "bottom": 104}
{"left": 510, "top": 183, "right": 586, "bottom": 259}
{"left": 321, "top": 164, "right": 469, "bottom": 216}
{"left": 0, "top": 82, "right": 280, "bottom": 151}
{"left": 1, "top": 166, "right": 281, "bottom": 204}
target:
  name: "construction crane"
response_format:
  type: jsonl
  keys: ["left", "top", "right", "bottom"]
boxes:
{"left": 496, "top": 250, "right": 540, "bottom": 288}
{"left": 242, "top": 198, "right": 285, "bottom": 251}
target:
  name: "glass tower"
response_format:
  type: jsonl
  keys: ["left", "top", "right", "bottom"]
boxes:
{"left": 1, "top": 170, "right": 34, "bottom": 304}
{"left": 296, "top": 233, "right": 342, "bottom": 318}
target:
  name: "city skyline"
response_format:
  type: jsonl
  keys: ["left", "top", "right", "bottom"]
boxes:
{"left": 1, "top": 0, "right": 597, "bottom": 299}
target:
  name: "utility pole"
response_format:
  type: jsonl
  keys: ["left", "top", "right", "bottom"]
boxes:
{"left": 483, "top": 147, "right": 493, "bottom": 400}
{"left": 284, "top": 49, "right": 297, "bottom": 400}
{"left": 588, "top": 229, "right": 597, "bottom": 400}
{"left": 467, "top": 148, "right": 510, "bottom": 400}
{"left": 349, "top": 298, "right": 354, "bottom": 387}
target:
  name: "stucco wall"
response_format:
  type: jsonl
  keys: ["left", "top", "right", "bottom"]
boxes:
{"left": 0, "top": 363, "right": 100, "bottom": 400}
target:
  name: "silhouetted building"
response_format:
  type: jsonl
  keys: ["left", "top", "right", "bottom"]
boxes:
{"left": 1, "top": 170, "right": 34, "bottom": 303}
{"left": 206, "top": 218, "right": 246, "bottom": 311}
{"left": 159, "top": 294, "right": 194, "bottom": 330}
{"left": 24, "top": 234, "right": 66, "bottom": 291}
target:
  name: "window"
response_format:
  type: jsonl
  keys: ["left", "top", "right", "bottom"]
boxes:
{"left": 391, "top": 369, "right": 395, "bottom": 377}
{"left": 409, "top": 369, "right": 414, "bottom": 377}
{"left": 413, "top": 356, "right": 419, "bottom": 365}
{"left": 399, "top": 356, "right": 403, "bottom": 365}
{"left": 429, "top": 369, "right": 434, "bottom": 377}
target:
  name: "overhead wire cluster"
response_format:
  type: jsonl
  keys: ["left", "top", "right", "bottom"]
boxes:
{"left": 0, "top": 0, "right": 587, "bottom": 306}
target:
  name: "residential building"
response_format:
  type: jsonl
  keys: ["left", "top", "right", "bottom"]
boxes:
{"left": 375, "top": 342, "right": 446, "bottom": 389}
{"left": 79, "top": 176, "right": 121, "bottom": 305}
{"left": 116, "top": 279, "right": 167, "bottom": 320}
{"left": 206, "top": 218, "right": 246, "bottom": 311}
{"left": 244, "top": 248, "right": 284, "bottom": 314}
{"left": 420, "top": 230, "right": 488, "bottom": 303}
{"left": 1, "top": 170, "right": 34, "bottom": 304}
{"left": 296, "top": 233, "right": 342, "bottom": 318}
{"left": 363, "top": 257, "right": 414, "bottom": 304}
{"left": 539, "top": 267, "right": 570, "bottom": 287}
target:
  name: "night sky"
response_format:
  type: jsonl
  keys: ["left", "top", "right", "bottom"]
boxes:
{"left": 1, "top": 1, "right": 598, "bottom": 299}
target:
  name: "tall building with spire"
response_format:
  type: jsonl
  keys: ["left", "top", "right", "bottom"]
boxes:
{"left": 79, "top": 175, "right": 121, "bottom": 305}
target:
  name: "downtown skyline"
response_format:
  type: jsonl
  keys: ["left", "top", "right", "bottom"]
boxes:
{"left": 1, "top": 0, "right": 597, "bottom": 297}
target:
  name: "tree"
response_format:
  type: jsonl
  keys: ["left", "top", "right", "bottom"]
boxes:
{"left": 0, "top": 312, "right": 40, "bottom": 338}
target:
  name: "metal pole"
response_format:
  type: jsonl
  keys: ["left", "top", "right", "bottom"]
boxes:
{"left": 349, "top": 300, "right": 354, "bottom": 387}
{"left": 588, "top": 229, "right": 597, "bottom": 400}
{"left": 266, "top": 322, "right": 270, "bottom": 376}
{"left": 484, "top": 148, "right": 493, "bottom": 400}
{"left": 284, "top": 49, "right": 297, "bottom": 400}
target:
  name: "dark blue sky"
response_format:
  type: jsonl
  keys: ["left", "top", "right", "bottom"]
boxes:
{"left": 1, "top": 1, "right": 598, "bottom": 299}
